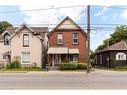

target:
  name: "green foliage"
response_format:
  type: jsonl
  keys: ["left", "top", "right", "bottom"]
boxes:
{"left": 96, "top": 25, "right": 127, "bottom": 51}
{"left": 90, "top": 50, "right": 95, "bottom": 59}
{"left": 7, "top": 60, "right": 21, "bottom": 69}
{"left": 0, "top": 21, "right": 12, "bottom": 34}
{"left": 59, "top": 63, "right": 87, "bottom": 70}
{"left": 77, "top": 63, "right": 87, "bottom": 69}
{"left": 115, "top": 65, "right": 127, "bottom": 69}
{"left": 59, "top": 63, "right": 77, "bottom": 70}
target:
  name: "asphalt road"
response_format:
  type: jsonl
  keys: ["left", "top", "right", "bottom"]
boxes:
{"left": 0, "top": 69, "right": 127, "bottom": 90}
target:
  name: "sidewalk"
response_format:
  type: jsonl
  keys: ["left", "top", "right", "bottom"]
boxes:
{"left": 27, "top": 70, "right": 87, "bottom": 75}
{"left": 92, "top": 68, "right": 127, "bottom": 75}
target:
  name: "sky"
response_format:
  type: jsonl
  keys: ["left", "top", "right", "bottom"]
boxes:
{"left": 0, "top": 0, "right": 127, "bottom": 51}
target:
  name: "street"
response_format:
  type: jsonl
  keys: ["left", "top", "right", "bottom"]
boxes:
{"left": 0, "top": 69, "right": 127, "bottom": 89}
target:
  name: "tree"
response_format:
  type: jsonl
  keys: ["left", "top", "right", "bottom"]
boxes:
{"left": 89, "top": 50, "right": 95, "bottom": 67}
{"left": 96, "top": 25, "right": 127, "bottom": 51}
{"left": 90, "top": 50, "right": 95, "bottom": 59}
{"left": 0, "top": 21, "right": 12, "bottom": 34}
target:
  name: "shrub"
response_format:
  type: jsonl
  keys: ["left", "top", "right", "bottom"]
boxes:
{"left": 59, "top": 63, "right": 87, "bottom": 70}
{"left": 7, "top": 60, "right": 21, "bottom": 69}
{"left": 59, "top": 63, "right": 77, "bottom": 70}
{"left": 77, "top": 63, "right": 87, "bottom": 69}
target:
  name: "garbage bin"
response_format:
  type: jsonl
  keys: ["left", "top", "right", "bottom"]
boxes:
{"left": 45, "top": 64, "right": 48, "bottom": 71}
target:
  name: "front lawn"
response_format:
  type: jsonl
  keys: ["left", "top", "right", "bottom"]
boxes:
{"left": 0, "top": 67, "right": 43, "bottom": 71}
{"left": 111, "top": 65, "right": 127, "bottom": 71}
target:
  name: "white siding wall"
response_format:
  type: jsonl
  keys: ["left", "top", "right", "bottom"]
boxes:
{"left": 10, "top": 28, "right": 42, "bottom": 67}
{"left": 0, "top": 42, "right": 10, "bottom": 61}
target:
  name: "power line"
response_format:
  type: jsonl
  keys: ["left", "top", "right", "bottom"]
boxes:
{"left": 11, "top": 23, "right": 126, "bottom": 26}
{"left": 91, "top": 5, "right": 127, "bottom": 10}
{"left": 0, "top": 5, "right": 84, "bottom": 14}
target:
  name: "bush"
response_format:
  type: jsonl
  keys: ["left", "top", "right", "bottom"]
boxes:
{"left": 59, "top": 63, "right": 77, "bottom": 70}
{"left": 59, "top": 63, "right": 87, "bottom": 70}
{"left": 7, "top": 60, "right": 21, "bottom": 69}
{"left": 77, "top": 63, "right": 87, "bottom": 69}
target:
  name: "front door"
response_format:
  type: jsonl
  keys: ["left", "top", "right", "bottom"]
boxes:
{"left": 54, "top": 54, "right": 61, "bottom": 66}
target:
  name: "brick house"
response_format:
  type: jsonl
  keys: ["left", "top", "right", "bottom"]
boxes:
{"left": 47, "top": 16, "right": 87, "bottom": 68}
{"left": 95, "top": 40, "right": 127, "bottom": 68}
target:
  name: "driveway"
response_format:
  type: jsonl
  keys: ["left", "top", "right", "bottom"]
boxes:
{"left": 0, "top": 69, "right": 127, "bottom": 89}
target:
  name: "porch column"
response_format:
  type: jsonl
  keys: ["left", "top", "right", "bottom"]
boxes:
{"left": 66, "top": 54, "right": 68, "bottom": 62}
{"left": 47, "top": 54, "right": 50, "bottom": 70}
{"left": 52, "top": 54, "right": 54, "bottom": 67}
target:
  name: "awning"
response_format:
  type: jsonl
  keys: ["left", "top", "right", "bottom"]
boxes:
{"left": 69, "top": 49, "right": 79, "bottom": 54}
{"left": 47, "top": 47, "right": 68, "bottom": 54}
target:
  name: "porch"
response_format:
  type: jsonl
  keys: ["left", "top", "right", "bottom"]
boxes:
{"left": 47, "top": 47, "right": 79, "bottom": 68}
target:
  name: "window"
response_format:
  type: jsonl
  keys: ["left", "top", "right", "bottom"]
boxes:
{"left": 70, "top": 54, "right": 78, "bottom": 62}
{"left": 73, "top": 33, "right": 78, "bottom": 44}
{"left": 23, "top": 34, "right": 29, "bottom": 47}
{"left": 4, "top": 34, "right": 9, "bottom": 45}
{"left": 100, "top": 54, "right": 102, "bottom": 64}
{"left": 57, "top": 33, "right": 63, "bottom": 44}
{"left": 22, "top": 52, "right": 30, "bottom": 64}
{"left": 116, "top": 52, "right": 126, "bottom": 60}
{"left": 3, "top": 55, "right": 6, "bottom": 60}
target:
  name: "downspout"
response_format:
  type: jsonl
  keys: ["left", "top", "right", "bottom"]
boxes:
{"left": 40, "top": 39, "right": 44, "bottom": 69}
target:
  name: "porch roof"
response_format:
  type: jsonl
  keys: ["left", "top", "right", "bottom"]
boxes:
{"left": 47, "top": 47, "right": 79, "bottom": 54}
{"left": 47, "top": 47, "right": 68, "bottom": 54}
{"left": 69, "top": 49, "right": 79, "bottom": 54}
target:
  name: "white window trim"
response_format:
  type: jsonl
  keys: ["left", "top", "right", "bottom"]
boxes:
{"left": 116, "top": 52, "right": 126, "bottom": 60}
{"left": 23, "top": 34, "right": 29, "bottom": 46}
{"left": 4, "top": 34, "right": 10, "bottom": 45}
{"left": 73, "top": 33, "right": 78, "bottom": 44}
{"left": 57, "top": 33, "right": 63, "bottom": 44}
{"left": 21, "top": 52, "right": 30, "bottom": 64}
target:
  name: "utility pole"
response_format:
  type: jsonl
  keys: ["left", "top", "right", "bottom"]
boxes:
{"left": 87, "top": 5, "right": 90, "bottom": 73}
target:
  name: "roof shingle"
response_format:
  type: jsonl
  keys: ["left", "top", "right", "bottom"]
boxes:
{"left": 96, "top": 40, "right": 127, "bottom": 53}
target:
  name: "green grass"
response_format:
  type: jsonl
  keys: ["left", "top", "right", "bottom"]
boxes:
{"left": 0, "top": 67, "right": 43, "bottom": 71}
{"left": 95, "top": 65, "right": 127, "bottom": 71}
{"left": 111, "top": 69, "right": 127, "bottom": 71}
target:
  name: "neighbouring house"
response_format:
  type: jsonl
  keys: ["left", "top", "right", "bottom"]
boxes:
{"left": 0, "top": 24, "right": 48, "bottom": 68}
{"left": 47, "top": 16, "right": 87, "bottom": 68}
{"left": 95, "top": 40, "right": 127, "bottom": 68}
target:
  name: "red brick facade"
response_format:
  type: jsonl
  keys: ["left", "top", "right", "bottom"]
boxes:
{"left": 47, "top": 17, "right": 87, "bottom": 67}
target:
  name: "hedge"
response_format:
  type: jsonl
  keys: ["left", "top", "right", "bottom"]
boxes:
{"left": 59, "top": 62, "right": 87, "bottom": 70}
{"left": 77, "top": 63, "right": 87, "bottom": 69}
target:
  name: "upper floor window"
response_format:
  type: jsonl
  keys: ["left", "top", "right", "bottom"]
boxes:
{"left": 57, "top": 33, "right": 63, "bottom": 44}
{"left": 4, "top": 34, "right": 9, "bottom": 45}
{"left": 23, "top": 34, "right": 29, "bottom": 47}
{"left": 116, "top": 52, "right": 126, "bottom": 60}
{"left": 73, "top": 33, "right": 78, "bottom": 44}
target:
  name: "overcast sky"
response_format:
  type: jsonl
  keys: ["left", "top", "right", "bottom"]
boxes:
{"left": 0, "top": 0, "right": 127, "bottom": 51}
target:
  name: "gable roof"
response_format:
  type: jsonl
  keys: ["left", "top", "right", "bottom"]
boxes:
{"left": 47, "top": 16, "right": 87, "bottom": 37}
{"left": 96, "top": 40, "right": 127, "bottom": 54}
{"left": 0, "top": 24, "right": 48, "bottom": 41}
{"left": 9, "top": 24, "right": 48, "bottom": 40}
